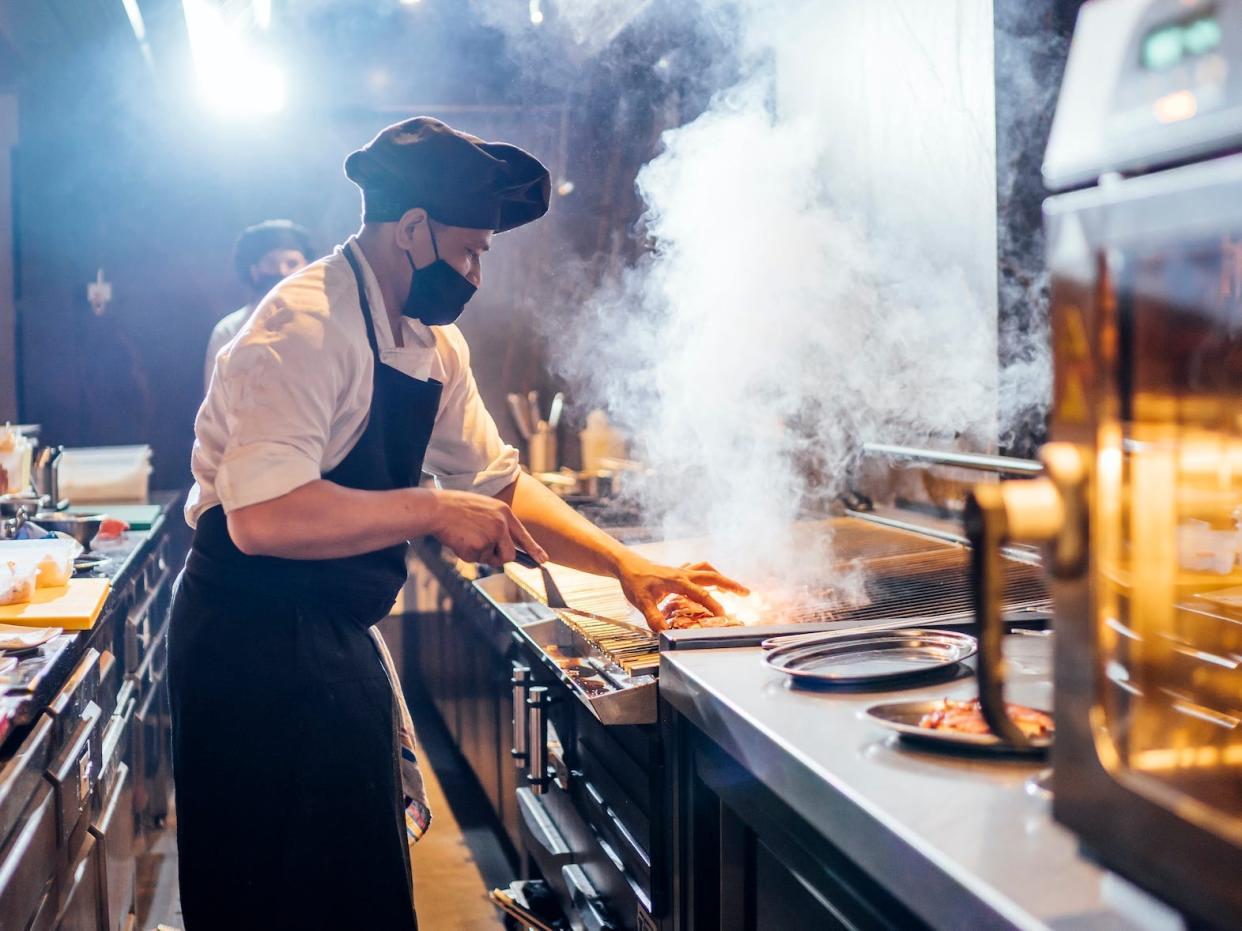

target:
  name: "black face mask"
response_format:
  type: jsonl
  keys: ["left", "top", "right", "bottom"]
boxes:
{"left": 402, "top": 224, "right": 478, "bottom": 326}
{"left": 251, "top": 273, "right": 286, "bottom": 297}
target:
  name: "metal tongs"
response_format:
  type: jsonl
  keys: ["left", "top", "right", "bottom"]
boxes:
{"left": 511, "top": 548, "right": 632, "bottom": 627}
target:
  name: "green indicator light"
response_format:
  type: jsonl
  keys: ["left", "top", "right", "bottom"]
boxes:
{"left": 1142, "top": 26, "right": 1185, "bottom": 70}
{"left": 1183, "top": 17, "right": 1222, "bottom": 56}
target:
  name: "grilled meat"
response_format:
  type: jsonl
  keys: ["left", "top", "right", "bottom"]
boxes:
{"left": 658, "top": 593, "right": 742, "bottom": 629}
{"left": 918, "top": 698, "right": 1053, "bottom": 739}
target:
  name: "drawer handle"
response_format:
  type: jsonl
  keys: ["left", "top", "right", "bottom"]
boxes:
{"left": 48, "top": 648, "right": 100, "bottom": 718}
{"left": 511, "top": 664, "right": 531, "bottom": 765}
{"left": 49, "top": 700, "right": 102, "bottom": 816}
{"left": 526, "top": 686, "right": 553, "bottom": 794}
{"left": 515, "top": 787, "right": 573, "bottom": 867}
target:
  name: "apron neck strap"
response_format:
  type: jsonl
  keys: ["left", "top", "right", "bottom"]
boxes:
{"left": 343, "top": 242, "right": 384, "bottom": 359}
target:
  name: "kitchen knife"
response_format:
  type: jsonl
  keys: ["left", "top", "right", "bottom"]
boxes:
{"left": 547, "top": 392, "right": 564, "bottom": 431}
{"left": 506, "top": 393, "right": 532, "bottom": 440}
{"left": 527, "top": 391, "right": 540, "bottom": 433}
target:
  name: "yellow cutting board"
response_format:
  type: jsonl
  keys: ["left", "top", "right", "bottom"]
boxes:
{"left": 0, "top": 579, "right": 111, "bottom": 630}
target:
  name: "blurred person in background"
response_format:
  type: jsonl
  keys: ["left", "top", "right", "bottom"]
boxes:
{"left": 203, "top": 219, "right": 314, "bottom": 390}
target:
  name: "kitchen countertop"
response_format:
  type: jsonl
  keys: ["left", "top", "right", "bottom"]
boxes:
{"left": 0, "top": 490, "right": 185, "bottom": 752}
{"left": 659, "top": 639, "right": 1176, "bottom": 931}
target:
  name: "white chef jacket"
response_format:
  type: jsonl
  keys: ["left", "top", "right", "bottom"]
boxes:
{"left": 186, "top": 238, "right": 521, "bottom": 526}
{"left": 204, "top": 303, "right": 254, "bottom": 392}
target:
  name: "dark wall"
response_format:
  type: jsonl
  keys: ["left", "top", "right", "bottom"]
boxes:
{"left": 8, "top": 0, "right": 732, "bottom": 488}
{"left": 994, "top": 0, "right": 1085, "bottom": 456}
{"left": 7, "top": 4, "right": 569, "bottom": 489}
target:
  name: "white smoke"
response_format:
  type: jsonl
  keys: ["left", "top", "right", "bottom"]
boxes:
{"left": 548, "top": 0, "right": 1021, "bottom": 590}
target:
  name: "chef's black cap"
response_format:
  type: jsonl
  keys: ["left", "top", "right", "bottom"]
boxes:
{"left": 344, "top": 117, "right": 551, "bottom": 233}
{"left": 233, "top": 219, "right": 314, "bottom": 285}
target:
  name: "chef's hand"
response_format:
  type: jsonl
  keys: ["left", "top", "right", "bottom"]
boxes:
{"left": 430, "top": 490, "right": 548, "bottom": 568}
{"left": 616, "top": 556, "right": 749, "bottom": 632}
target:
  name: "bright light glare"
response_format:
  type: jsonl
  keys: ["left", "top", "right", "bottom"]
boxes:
{"left": 529, "top": 0, "right": 544, "bottom": 25}
{"left": 253, "top": 0, "right": 272, "bottom": 29}
{"left": 183, "top": 0, "right": 286, "bottom": 116}
{"left": 121, "top": 0, "right": 147, "bottom": 41}
{"left": 399, "top": 0, "right": 422, "bottom": 5}
{"left": 201, "top": 57, "right": 286, "bottom": 115}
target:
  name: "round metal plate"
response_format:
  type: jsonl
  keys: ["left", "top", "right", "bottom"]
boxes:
{"left": 865, "top": 699, "right": 1051, "bottom": 756}
{"left": 763, "top": 628, "right": 977, "bottom": 687}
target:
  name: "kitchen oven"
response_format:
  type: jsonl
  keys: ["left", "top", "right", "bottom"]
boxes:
{"left": 967, "top": 1, "right": 1242, "bottom": 926}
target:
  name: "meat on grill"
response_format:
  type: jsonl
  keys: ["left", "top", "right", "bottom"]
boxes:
{"left": 658, "top": 593, "right": 742, "bottom": 629}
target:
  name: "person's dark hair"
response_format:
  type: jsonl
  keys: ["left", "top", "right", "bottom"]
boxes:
{"left": 232, "top": 220, "right": 315, "bottom": 286}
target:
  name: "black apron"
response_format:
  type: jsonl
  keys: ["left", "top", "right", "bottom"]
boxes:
{"left": 169, "top": 246, "right": 442, "bottom": 931}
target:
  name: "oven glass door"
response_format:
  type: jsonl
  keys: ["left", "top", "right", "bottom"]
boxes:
{"left": 1097, "top": 229, "right": 1242, "bottom": 824}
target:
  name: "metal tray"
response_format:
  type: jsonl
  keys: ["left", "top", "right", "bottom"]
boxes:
{"left": 763, "top": 628, "right": 977, "bottom": 686}
{"left": 865, "top": 699, "right": 1051, "bottom": 756}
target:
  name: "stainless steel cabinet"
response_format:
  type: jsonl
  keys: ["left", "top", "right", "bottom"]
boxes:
{"left": 0, "top": 507, "right": 185, "bottom": 931}
{"left": 668, "top": 719, "right": 926, "bottom": 931}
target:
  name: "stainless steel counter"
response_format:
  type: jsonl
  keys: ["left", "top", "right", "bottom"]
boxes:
{"left": 659, "top": 638, "right": 1179, "bottom": 931}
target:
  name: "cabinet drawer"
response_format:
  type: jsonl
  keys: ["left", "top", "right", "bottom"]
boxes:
{"left": 47, "top": 650, "right": 101, "bottom": 745}
{"left": 0, "top": 784, "right": 57, "bottom": 931}
{"left": 47, "top": 698, "right": 103, "bottom": 857}
{"left": 0, "top": 714, "right": 55, "bottom": 852}
{"left": 55, "top": 832, "right": 101, "bottom": 931}
{"left": 91, "top": 763, "right": 134, "bottom": 931}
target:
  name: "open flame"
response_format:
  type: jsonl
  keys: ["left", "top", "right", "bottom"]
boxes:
{"left": 712, "top": 588, "right": 774, "bottom": 626}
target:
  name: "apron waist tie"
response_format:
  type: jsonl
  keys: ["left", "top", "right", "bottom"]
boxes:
{"left": 369, "top": 628, "right": 432, "bottom": 847}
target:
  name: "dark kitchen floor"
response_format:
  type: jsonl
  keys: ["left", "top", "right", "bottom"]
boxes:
{"left": 136, "top": 708, "right": 506, "bottom": 931}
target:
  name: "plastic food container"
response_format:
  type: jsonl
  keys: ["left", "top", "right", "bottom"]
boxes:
{"left": 59, "top": 445, "right": 152, "bottom": 504}
{"left": 0, "top": 430, "right": 33, "bottom": 495}
{"left": 0, "top": 538, "right": 82, "bottom": 588}
{"left": 0, "top": 562, "right": 38, "bottom": 606}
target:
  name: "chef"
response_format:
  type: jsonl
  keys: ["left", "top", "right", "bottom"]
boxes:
{"left": 168, "top": 116, "right": 746, "bottom": 930}
{"left": 203, "top": 219, "right": 314, "bottom": 391}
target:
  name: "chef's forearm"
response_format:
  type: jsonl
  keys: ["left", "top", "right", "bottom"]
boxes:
{"left": 227, "top": 480, "right": 441, "bottom": 559}
{"left": 497, "top": 472, "right": 635, "bottom": 577}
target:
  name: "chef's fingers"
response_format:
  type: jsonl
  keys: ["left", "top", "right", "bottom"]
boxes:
{"left": 668, "top": 579, "right": 725, "bottom": 617}
{"left": 504, "top": 511, "right": 548, "bottom": 564}
{"left": 456, "top": 544, "right": 487, "bottom": 564}
{"left": 681, "top": 560, "right": 719, "bottom": 572}
{"left": 687, "top": 569, "right": 750, "bottom": 596}
{"left": 473, "top": 542, "right": 504, "bottom": 568}
{"left": 633, "top": 594, "right": 668, "bottom": 633}
{"left": 491, "top": 535, "right": 517, "bottom": 568}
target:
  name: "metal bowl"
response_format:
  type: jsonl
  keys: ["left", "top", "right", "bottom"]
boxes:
{"left": 0, "top": 496, "right": 47, "bottom": 519}
{"left": 30, "top": 512, "right": 105, "bottom": 550}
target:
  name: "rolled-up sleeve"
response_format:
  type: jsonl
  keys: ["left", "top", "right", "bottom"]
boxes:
{"left": 213, "top": 304, "right": 344, "bottom": 512}
{"left": 424, "top": 330, "right": 521, "bottom": 496}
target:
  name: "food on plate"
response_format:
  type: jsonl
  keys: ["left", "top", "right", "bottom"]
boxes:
{"left": 918, "top": 698, "right": 1054, "bottom": 739}
{"left": 658, "top": 593, "right": 742, "bottom": 629}
{"left": 0, "top": 561, "right": 37, "bottom": 607}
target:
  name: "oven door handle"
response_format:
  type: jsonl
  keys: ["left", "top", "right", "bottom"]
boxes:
{"left": 561, "top": 865, "right": 616, "bottom": 931}
{"left": 966, "top": 442, "right": 1086, "bottom": 747}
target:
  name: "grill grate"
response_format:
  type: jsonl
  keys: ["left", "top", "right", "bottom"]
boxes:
{"left": 506, "top": 518, "right": 1051, "bottom": 675}
{"left": 790, "top": 548, "right": 1049, "bottom": 623}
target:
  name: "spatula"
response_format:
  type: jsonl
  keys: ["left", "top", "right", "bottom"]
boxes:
{"left": 511, "top": 548, "right": 633, "bottom": 626}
